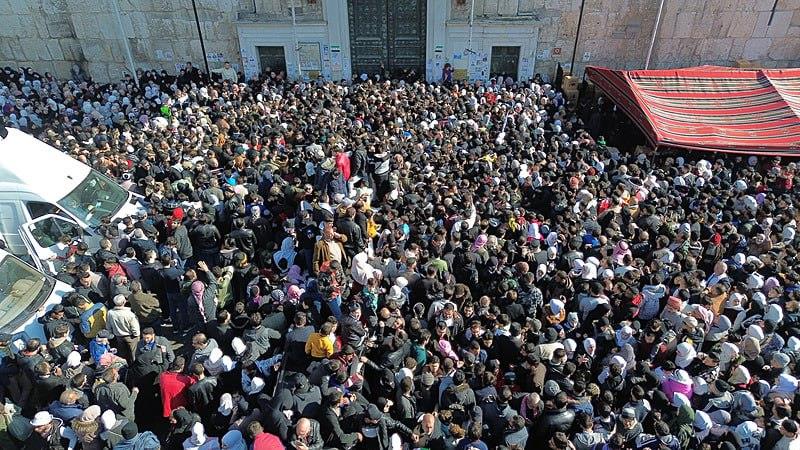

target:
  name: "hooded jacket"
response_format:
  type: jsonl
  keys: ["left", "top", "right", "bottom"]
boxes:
{"left": 114, "top": 430, "right": 161, "bottom": 450}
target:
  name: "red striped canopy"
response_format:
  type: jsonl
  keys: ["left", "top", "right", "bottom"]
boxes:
{"left": 586, "top": 66, "right": 800, "bottom": 157}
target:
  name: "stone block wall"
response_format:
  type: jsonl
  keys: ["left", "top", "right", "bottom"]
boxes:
{"left": 0, "top": 0, "right": 243, "bottom": 82}
{"left": 0, "top": 0, "right": 797, "bottom": 83}
{"left": 450, "top": 0, "right": 800, "bottom": 77}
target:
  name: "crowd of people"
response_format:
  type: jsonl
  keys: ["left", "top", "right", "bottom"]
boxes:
{"left": 0, "top": 59, "right": 799, "bottom": 450}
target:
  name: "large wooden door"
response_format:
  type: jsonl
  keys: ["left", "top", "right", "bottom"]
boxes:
{"left": 348, "top": 0, "right": 426, "bottom": 79}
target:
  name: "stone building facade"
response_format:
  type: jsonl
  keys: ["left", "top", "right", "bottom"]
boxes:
{"left": 0, "top": 0, "right": 798, "bottom": 83}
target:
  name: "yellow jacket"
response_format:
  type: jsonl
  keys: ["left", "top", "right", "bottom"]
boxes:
{"left": 305, "top": 332, "right": 334, "bottom": 358}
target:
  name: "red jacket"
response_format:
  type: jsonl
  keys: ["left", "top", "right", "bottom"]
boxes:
{"left": 253, "top": 432, "right": 285, "bottom": 450}
{"left": 335, "top": 152, "right": 351, "bottom": 181}
{"left": 159, "top": 371, "right": 195, "bottom": 417}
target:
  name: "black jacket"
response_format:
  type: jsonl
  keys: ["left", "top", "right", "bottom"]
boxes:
{"left": 319, "top": 407, "right": 359, "bottom": 449}
{"left": 288, "top": 418, "right": 324, "bottom": 450}
{"left": 534, "top": 406, "right": 575, "bottom": 441}
{"left": 335, "top": 217, "right": 364, "bottom": 257}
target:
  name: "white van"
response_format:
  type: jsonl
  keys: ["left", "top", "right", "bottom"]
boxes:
{"left": 0, "top": 248, "right": 73, "bottom": 344}
{"left": 0, "top": 127, "right": 145, "bottom": 274}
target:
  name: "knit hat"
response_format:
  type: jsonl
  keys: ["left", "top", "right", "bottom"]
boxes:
{"left": 621, "top": 407, "right": 636, "bottom": 419}
{"left": 437, "top": 339, "right": 459, "bottom": 361}
{"left": 121, "top": 421, "right": 138, "bottom": 440}
{"left": 543, "top": 380, "right": 561, "bottom": 398}
{"left": 420, "top": 372, "right": 435, "bottom": 387}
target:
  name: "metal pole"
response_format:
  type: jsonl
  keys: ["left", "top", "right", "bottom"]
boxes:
{"left": 466, "top": 0, "right": 475, "bottom": 81}
{"left": 291, "top": 2, "right": 302, "bottom": 80}
{"left": 110, "top": 0, "right": 139, "bottom": 86}
{"left": 569, "top": 0, "right": 586, "bottom": 75}
{"left": 645, "top": 0, "right": 665, "bottom": 69}
{"left": 191, "top": 0, "right": 211, "bottom": 81}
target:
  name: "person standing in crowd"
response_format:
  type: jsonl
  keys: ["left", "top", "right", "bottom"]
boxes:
{"left": 2, "top": 62, "right": 800, "bottom": 450}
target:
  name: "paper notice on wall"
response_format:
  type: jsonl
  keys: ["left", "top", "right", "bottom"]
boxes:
{"left": 453, "top": 52, "right": 462, "bottom": 60}
{"left": 537, "top": 48, "right": 550, "bottom": 60}
{"left": 331, "top": 50, "right": 342, "bottom": 72}
{"left": 207, "top": 52, "right": 224, "bottom": 63}
{"left": 298, "top": 42, "right": 322, "bottom": 71}
{"left": 322, "top": 45, "right": 330, "bottom": 61}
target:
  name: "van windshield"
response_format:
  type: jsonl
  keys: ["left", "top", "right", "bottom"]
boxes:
{"left": 0, "top": 255, "right": 53, "bottom": 331}
{"left": 59, "top": 171, "right": 128, "bottom": 227}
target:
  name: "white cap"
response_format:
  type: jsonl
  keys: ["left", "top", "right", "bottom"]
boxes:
{"left": 30, "top": 411, "right": 53, "bottom": 427}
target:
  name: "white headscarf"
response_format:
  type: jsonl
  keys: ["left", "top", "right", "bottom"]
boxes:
{"left": 351, "top": 252, "right": 377, "bottom": 286}
{"left": 272, "top": 237, "right": 297, "bottom": 272}
{"left": 675, "top": 342, "right": 697, "bottom": 369}
{"left": 583, "top": 337, "right": 596, "bottom": 357}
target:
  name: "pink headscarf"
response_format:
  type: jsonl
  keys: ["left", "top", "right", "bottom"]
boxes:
{"left": 612, "top": 241, "right": 631, "bottom": 265}
{"left": 287, "top": 285, "right": 304, "bottom": 302}
{"left": 471, "top": 234, "right": 488, "bottom": 252}
{"left": 438, "top": 339, "right": 459, "bottom": 361}
{"left": 191, "top": 280, "right": 207, "bottom": 322}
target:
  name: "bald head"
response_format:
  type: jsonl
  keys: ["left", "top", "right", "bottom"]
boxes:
{"left": 421, "top": 413, "right": 436, "bottom": 433}
{"left": 296, "top": 418, "right": 311, "bottom": 436}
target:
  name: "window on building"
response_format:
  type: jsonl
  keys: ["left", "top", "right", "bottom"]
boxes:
{"left": 490, "top": 46, "right": 520, "bottom": 79}
{"left": 257, "top": 46, "right": 287, "bottom": 77}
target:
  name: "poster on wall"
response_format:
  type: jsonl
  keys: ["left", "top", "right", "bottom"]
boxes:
{"left": 298, "top": 42, "right": 322, "bottom": 71}
{"left": 331, "top": 50, "right": 342, "bottom": 72}
{"left": 207, "top": 52, "right": 224, "bottom": 63}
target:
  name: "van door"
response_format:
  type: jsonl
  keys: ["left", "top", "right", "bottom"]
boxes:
{"left": 18, "top": 214, "right": 84, "bottom": 275}
{"left": 0, "top": 201, "right": 28, "bottom": 259}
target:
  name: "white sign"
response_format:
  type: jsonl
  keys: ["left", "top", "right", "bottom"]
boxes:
{"left": 298, "top": 42, "right": 322, "bottom": 71}
{"left": 582, "top": 51, "right": 591, "bottom": 62}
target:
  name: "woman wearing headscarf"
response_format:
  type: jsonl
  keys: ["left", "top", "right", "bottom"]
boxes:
{"left": 612, "top": 240, "right": 632, "bottom": 266}
{"left": 728, "top": 364, "right": 752, "bottom": 390}
{"left": 182, "top": 422, "right": 220, "bottom": 450}
{"left": 675, "top": 342, "right": 697, "bottom": 369}
{"left": 166, "top": 407, "right": 201, "bottom": 450}
{"left": 210, "top": 393, "right": 242, "bottom": 437}
{"left": 618, "top": 344, "right": 637, "bottom": 373}
{"left": 662, "top": 369, "right": 693, "bottom": 404}
{"left": 220, "top": 430, "right": 247, "bottom": 450}
{"left": 740, "top": 336, "right": 765, "bottom": 377}
{"left": 598, "top": 355, "right": 627, "bottom": 398}
{"left": 273, "top": 236, "right": 297, "bottom": 274}
{"left": 576, "top": 337, "right": 597, "bottom": 373}
{"left": 187, "top": 261, "right": 218, "bottom": 331}
{"left": 351, "top": 251, "right": 377, "bottom": 287}
{"left": 545, "top": 298, "right": 566, "bottom": 325}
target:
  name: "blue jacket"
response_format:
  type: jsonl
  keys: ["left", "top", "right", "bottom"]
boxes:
{"left": 89, "top": 340, "right": 111, "bottom": 364}
{"left": 112, "top": 430, "right": 160, "bottom": 450}
{"left": 48, "top": 400, "right": 84, "bottom": 424}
